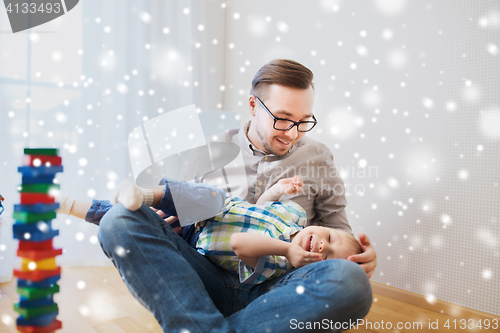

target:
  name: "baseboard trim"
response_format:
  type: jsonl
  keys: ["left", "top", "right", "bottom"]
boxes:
{"left": 370, "top": 281, "right": 499, "bottom": 323}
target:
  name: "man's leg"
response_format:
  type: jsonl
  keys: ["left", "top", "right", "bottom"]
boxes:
{"left": 98, "top": 203, "right": 237, "bottom": 333}
{"left": 228, "top": 259, "right": 372, "bottom": 333}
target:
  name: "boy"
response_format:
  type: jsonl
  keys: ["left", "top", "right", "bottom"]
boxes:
{"left": 196, "top": 176, "right": 361, "bottom": 284}
{"left": 58, "top": 176, "right": 361, "bottom": 284}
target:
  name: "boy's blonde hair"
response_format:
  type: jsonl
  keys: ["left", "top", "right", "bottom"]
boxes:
{"left": 339, "top": 230, "right": 362, "bottom": 255}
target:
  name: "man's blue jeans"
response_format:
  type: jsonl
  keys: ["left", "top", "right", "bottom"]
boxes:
{"left": 98, "top": 203, "right": 372, "bottom": 332}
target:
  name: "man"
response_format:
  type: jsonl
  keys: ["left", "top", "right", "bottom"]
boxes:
{"left": 97, "top": 59, "right": 375, "bottom": 332}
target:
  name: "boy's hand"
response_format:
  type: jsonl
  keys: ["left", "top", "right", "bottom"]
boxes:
{"left": 277, "top": 176, "right": 303, "bottom": 196}
{"left": 285, "top": 243, "right": 322, "bottom": 268}
{"left": 257, "top": 176, "right": 304, "bottom": 205}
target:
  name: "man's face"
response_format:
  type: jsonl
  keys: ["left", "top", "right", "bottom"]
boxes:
{"left": 248, "top": 84, "right": 315, "bottom": 156}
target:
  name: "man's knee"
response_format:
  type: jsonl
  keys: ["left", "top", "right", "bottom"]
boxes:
{"left": 284, "top": 259, "right": 372, "bottom": 324}
{"left": 98, "top": 203, "right": 142, "bottom": 251}
{"left": 337, "top": 259, "right": 370, "bottom": 288}
{"left": 99, "top": 202, "right": 125, "bottom": 232}
{"left": 296, "top": 260, "right": 372, "bottom": 317}
{"left": 323, "top": 259, "right": 372, "bottom": 316}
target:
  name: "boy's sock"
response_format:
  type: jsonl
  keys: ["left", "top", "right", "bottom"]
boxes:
{"left": 56, "top": 195, "right": 75, "bottom": 215}
{"left": 111, "top": 179, "right": 153, "bottom": 211}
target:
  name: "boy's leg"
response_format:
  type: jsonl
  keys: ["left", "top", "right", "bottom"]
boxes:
{"left": 155, "top": 178, "right": 226, "bottom": 227}
{"left": 228, "top": 259, "right": 372, "bottom": 333}
{"left": 98, "top": 202, "right": 237, "bottom": 333}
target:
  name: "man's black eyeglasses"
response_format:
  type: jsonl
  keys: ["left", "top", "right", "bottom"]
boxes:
{"left": 255, "top": 96, "right": 317, "bottom": 132}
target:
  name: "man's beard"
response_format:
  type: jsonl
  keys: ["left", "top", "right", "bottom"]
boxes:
{"left": 256, "top": 127, "right": 290, "bottom": 156}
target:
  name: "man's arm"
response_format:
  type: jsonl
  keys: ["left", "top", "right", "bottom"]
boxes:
{"left": 230, "top": 233, "right": 320, "bottom": 269}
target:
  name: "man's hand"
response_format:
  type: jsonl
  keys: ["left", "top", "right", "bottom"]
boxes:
{"left": 150, "top": 208, "right": 181, "bottom": 233}
{"left": 285, "top": 243, "right": 322, "bottom": 268}
{"left": 347, "top": 233, "right": 377, "bottom": 279}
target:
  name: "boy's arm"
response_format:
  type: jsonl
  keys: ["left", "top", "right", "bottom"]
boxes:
{"left": 255, "top": 185, "right": 282, "bottom": 205}
{"left": 230, "top": 233, "right": 320, "bottom": 269}
{"left": 256, "top": 176, "right": 303, "bottom": 205}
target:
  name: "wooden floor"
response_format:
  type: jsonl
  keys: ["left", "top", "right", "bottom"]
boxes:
{"left": 0, "top": 267, "right": 497, "bottom": 333}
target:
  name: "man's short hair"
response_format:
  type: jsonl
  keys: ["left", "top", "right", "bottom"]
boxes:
{"left": 250, "top": 59, "right": 314, "bottom": 100}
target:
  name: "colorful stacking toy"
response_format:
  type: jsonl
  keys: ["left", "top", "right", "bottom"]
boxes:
{"left": 0, "top": 194, "right": 5, "bottom": 215}
{"left": 13, "top": 148, "right": 62, "bottom": 332}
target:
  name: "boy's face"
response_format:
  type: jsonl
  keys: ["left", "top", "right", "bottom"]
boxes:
{"left": 291, "top": 226, "right": 358, "bottom": 260}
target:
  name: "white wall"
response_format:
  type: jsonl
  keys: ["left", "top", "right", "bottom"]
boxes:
{"left": 0, "top": 0, "right": 228, "bottom": 277}
{"left": 223, "top": 0, "right": 500, "bottom": 316}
